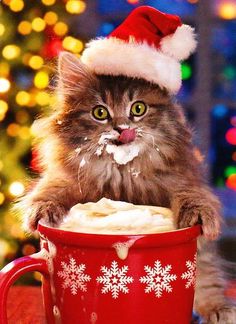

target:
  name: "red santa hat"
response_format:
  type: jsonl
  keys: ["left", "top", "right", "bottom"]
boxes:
{"left": 81, "top": 6, "right": 197, "bottom": 94}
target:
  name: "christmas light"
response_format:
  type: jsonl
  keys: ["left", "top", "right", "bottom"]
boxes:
{"left": 19, "top": 126, "right": 31, "bottom": 139}
{"left": 66, "top": 0, "right": 86, "bottom": 14}
{"left": 34, "top": 71, "right": 49, "bottom": 89}
{"left": 9, "top": 0, "right": 24, "bottom": 12}
{"left": 218, "top": 2, "right": 236, "bottom": 20}
{"left": 232, "top": 152, "right": 236, "bottom": 162}
{"left": 0, "top": 193, "right": 5, "bottom": 205}
{"left": 127, "top": 0, "right": 139, "bottom": 4}
{"left": 224, "top": 166, "right": 236, "bottom": 177}
{"left": 0, "top": 100, "right": 8, "bottom": 121}
{"left": 226, "top": 174, "right": 236, "bottom": 190}
{"left": 2, "top": 44, "right": 21, "bottom": 60}
{"left": 35, "top": 91, "right": 51, "bottom": 106}
{"left": 15, "top": 91, "right": 31, "bottom": 106}
{"left": 62, "top": 36, "right": 83, "bottom": 53}
{"left": 32, "top": 17, "right": 46, "bottom": 32}
{"left": 7, "top": 123, "right": 20, "bottom": 136}
{"left": 18, "top": 21, "right": 32, "bottom": 35}
{"left": 28, "top": 55, "right": 44, "bottom": 70}
{"left": 225, "top": 128, "right": 236, "bottom": 145}
{"left": 54, "top": 22, "right": 68, "bottom": 36}
{"left": 42, "top": 0, "right": 56, "bottom": 5}
{"left": 44, "top": 11, "right": 58, "bottom": 25}
{"left": 181, "top": 63, "right": 192, "bottom": 80}
{"left": 0, "top": 24, "right": 5, "bottom": 37}
{"left": 0, "top": 62, "right": 10, "bottom": 77}
{"left": 230, "top": 116, "right": 236, "bottom": 127}
{"left": 0, "top": 78, "right": 11, "bottom": 93}
{"left": 9, "top": 181, "right": 25, "bottom": 196}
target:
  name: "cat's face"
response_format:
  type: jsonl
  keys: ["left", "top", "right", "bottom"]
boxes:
{"left": 52, "top": 52, "right": 188, "bottom": 172}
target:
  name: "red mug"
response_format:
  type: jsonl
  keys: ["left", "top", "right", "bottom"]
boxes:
{"left": 0, "top": 222, "right": 201, "bottom": 324}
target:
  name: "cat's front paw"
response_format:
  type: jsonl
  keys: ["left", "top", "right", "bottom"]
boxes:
{"left": 202, "top": 305, "right": 236, "bottom": 324}
{"left": 24, "top": 201, "right": 66, "bottom": 232}
{"left": 177, "top": 203, "right": 221, "bottom": 241}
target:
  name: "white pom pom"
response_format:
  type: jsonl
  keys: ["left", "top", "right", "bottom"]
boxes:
{"left": 160, "top": 24, "right": 197, "bottom": 61}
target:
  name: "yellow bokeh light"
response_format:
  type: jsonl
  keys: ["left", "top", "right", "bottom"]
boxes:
{"left": 9, "top": 181, "right": 25, "bottom": 197}
{"left": 0, "top": 101, "right": 8, "bottom": 121}
{"left": 18, "top": 21, "right": 32, "bottom": 35}
{"left": 66, "top": 0, "right": 86, "bottom": 14}
{"left": 32, "top": 17, "right": 46, "bottom": 32}
{"left": 0, "top": 193, "right": 5, "bottom": 205}
{"left": 7, "top": 123, "right": 20, "bottom": 136}
{"left": 3, "top": 0, "right": 11, "bottom": 4}
{"left": 35, "top": 91, "right": 50, "bottom": 106}
{"left": 15, "top": 91, "right": 31, "bottom": 106}
{"left": 0, "top": 78, "right": 11, "bottom": 93}
{"left": 9, "top": 0, "right": 24, "bottom": 12}
{"left": 29, "top": 55, "right": 44, "bottom": 70}
{"left": 218, "top": 3, "right": 236, "bottom": 19}
{"left": 2, "top": 44, "right": 21, "bottom": 60}
{"left": 42, "top": 0, "right": 56, "bottom": 5}
{"left": 0, "top": 62, "right": 10, "bottom": 77}
{"left": 0, "top": 24, "right": 5, "bottom": 37}
{"left": 44, "top": 11, "right": 58, "bottom": 25}
{"left": 19, "top": 126, "right": 31, "bottom": 140}
{"left": 0, "top": 100, "right": 8, "bottom": 114}
{"left": 34, "top": 71, "right": 49, "bottom": 89}
{"left": 62, "top": 36, "right": 83, "bottom": 53}
{"left": 54, "top": 22, "right": 68, "bottom": 36}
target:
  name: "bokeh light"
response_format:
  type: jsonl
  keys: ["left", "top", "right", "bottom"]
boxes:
{"left": 15, "top": 91, "right": 31, "bottom": 106}
{"left": 62, "top": 36, "right": 83, "bottom": 53}
{"left": 32, "top": 17, "right": 46, "bottom": 32}
{"left": 181, "top": 63, "right": 192, "bottom": 80}
{"left": 225, "top": 128, "right": 236, "bottom": 145}
{"left": 0, "top": 100, "right": 9, "bottom": 121}
{"left": 18, "top": 21, "right": 32, "bottom": 35}
{"left": 34, "top": 71, "right": 49, "bottom": 89}
{"left": 54, "top": 22, "right": 69, "bottom": 36}
{"left": 2, "top": 44, "right": 21, "bottom": 60}
{"left": 9, "top": 0, "right": 24, "bottom": 12}
{"left": 9, "top": 181, "right": 25, "bottom": 196}
{"left": 66, "top": 0, "right": 86, "bottom": 14}
{"left": 28, "top": 55, "right": 44, "bottom": 70}
{"left": 226, "top": 174, "right": 236, "bottom": 190}
{"left": 218, "top": 2, "right": 236, "bottom": 20}
{"left": 41, "top": 0, "right": 56, "bottom": 5}
{"left": 0, "top": 24, "right": 5, "bottom": 37}
{"left": 0, "top": 78, "right": 11, "bottom": 93}
{"left": 44, "top": 11, "right": 58, "bottom": 25}
{"left": 0, "top": 193, "right": 5, "bottom": 205}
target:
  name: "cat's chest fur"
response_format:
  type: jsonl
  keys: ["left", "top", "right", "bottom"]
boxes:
{"left": 76, "top": 156, "right": 170, "bottom": 208}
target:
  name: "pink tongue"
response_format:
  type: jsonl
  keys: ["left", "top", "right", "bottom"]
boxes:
{"left": 118, "top": 128, "right": 136, "bottom": 144}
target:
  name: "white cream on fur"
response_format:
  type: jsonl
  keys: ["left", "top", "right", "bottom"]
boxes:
{"left": 81, "top": 38, "right": 182, "bottom": 94}
{"left": 160, "top": 24, "right": 197, "bottom": 61}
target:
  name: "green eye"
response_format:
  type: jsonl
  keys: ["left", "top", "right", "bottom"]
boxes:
{"left": 131, "top": 101, "right": 147, "bottom": 117}
{"left": 92, "top": 106, "right": 109, "bottom": 121}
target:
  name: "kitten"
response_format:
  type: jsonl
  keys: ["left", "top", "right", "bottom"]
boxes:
{"left": 20, "top": 52, "right": 236, "bottom": 323}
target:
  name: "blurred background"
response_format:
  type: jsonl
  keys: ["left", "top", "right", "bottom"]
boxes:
{"left": 0, "top": 0, "right": 236, "bottom": 286}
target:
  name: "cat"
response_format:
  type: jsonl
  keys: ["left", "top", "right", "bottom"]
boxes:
{"left": 20, "top": 52, "right": 236, "bottom": 323}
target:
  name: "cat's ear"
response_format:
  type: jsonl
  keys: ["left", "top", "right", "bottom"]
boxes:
{"left": 57, "top": 51, "right": 94, "bottom": 96}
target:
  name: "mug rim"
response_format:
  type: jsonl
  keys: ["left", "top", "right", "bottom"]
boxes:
{"left": 38, "top": 221, "right": 201, "bottom": 248}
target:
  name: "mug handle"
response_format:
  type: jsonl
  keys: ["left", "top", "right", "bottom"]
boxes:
{"left": 0, "top": 252, "right": 49, "bottom": 324}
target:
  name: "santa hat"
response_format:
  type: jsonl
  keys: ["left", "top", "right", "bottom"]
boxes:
{"left": 81, "top": 6, "right": 197, "bottom": 94}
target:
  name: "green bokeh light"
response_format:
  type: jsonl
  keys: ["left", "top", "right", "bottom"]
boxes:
{"left": 224, "top": 165, "right": 236, "bottom": 178}
{"left": 181, "top": 63, "right": 192, "bottom": 80}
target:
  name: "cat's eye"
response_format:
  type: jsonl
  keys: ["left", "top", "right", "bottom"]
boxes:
{"left": 92, "top": 106, "right": 109, "bottom": 121}
{"left": 130, "top": 101, "right": 147, "bottom": 117}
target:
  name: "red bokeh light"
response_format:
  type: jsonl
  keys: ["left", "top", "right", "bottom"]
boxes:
{"left": 226, "top": 174, "right": 236, "bottom": 190}
{"left": 225, "top": 128, "right": 236, "bottom": 145}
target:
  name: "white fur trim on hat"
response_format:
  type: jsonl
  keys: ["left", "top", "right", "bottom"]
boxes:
{"left": 81, "top": 37, "right": 182, "bottom": 94}
{"left": 160, "top": 24, "right": 197, "bottom": 61}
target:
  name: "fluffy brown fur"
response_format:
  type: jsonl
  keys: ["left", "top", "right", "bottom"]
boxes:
{"left": 20, "top": 52, "right": 236, "bottom": 322}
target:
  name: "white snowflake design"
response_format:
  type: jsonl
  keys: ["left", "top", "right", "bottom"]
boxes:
{"left": 139, "top": 260, "right": 177, "bottom": 298}
{"left": 181, "top": 253, "right": 197, "bottom": 289}
{"left": 57, "top": 258, "right": 91, "bottom": 295}
{"left": 96, "top": 260, "right": 134, "bottom": 299}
